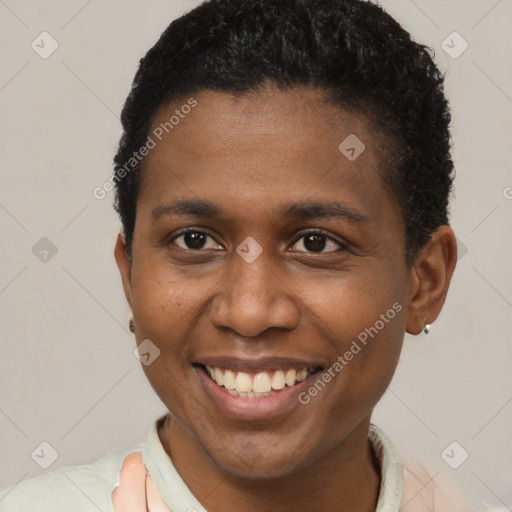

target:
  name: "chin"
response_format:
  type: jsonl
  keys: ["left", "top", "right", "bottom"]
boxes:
{"left": 200, "top": 434, "right": 314, "bottom": 480}
{"left": 216, "top": 454, "right": 303, "bottom": 480}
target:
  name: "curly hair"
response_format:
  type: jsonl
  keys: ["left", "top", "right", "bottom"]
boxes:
{"left": 113, "top": 0, "right": 454, "bottom": 265}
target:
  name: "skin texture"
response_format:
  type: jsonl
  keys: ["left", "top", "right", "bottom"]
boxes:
{"left": 114, "top": 86, "right": 457, "bottom": 511}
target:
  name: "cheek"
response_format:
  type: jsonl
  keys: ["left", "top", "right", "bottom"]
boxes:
{"left": 131, "top": 261, "right": 203, "bottom": 338}
{"left": 307, "top": 268, "right": 406, "bottom": 397}
{"left": 310, "top": 264, "right": 406, "bottom": 340}
{"left": 130, "top": 266, "right": 203, "bottom": 405}
{"left": 131, "top": 267, "right": 203, "bottom": 419}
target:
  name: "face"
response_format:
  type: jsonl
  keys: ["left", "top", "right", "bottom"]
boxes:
{"left": 118, "top": 87, "right": 413, "bottom": 479}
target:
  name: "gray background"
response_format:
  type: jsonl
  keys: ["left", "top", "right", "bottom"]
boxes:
{"left": 0, "top": 0, "right": 511, "bottom": 509}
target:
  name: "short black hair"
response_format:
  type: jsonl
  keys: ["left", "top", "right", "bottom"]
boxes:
{"left": 113, "top": 0, "right": 454, "bottom": 264}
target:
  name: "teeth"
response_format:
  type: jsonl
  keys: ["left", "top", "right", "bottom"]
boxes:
{"left": 205, "top": 365, "right": 316, "bottom": 397}
{"left": 228, "top": 389, "right": 273, "bottom": 398}
{"left": 214, "top": 367, "right": 224, "bottom": 386}
{"left": 285, "top": 369, "right": 297, "bottom": 386}
{"left": 235, "top": 372, "right": 252, "bottom": 393}
{"left": 271, "top": 370, "right": 286, "bottom": 390}
{"left": 252, "top": 372, "right": 272, "bottom": 393}
{"left": 223, "top": 369, "right": 236, "bottom": 390}
{"left": 296, "top": 369, "right": 308, "bottom": 382}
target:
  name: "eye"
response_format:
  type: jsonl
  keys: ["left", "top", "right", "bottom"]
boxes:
{"left": 289, "top": 230, "right": 348, "bottom": 254}
{"left": 168, "top": 228, "right": 348, "bottom": 254}
{"left": 170, "top": 229, "right": 223, "bottom": 251}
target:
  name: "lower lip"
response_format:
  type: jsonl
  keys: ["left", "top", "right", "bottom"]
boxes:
{"left": 195, "top": 366, "right": 316, "bottom": 421}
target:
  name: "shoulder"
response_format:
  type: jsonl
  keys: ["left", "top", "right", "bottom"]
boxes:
{"left": 0, "top": 442, "right": 144, "bottom": 512}
{"left": 400, "top": 461, "right": 491, "bottom": 512}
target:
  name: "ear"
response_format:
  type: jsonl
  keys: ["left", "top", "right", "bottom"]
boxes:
{"left": 114, "top": 232, "right": 133, "bottom": 314}
{"left": 406, "top": 226, "right": 457, "bottom": 335}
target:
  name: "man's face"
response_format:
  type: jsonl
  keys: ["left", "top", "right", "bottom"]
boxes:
{"left": 120, "top": 87, "right": 411, "bottom": 478}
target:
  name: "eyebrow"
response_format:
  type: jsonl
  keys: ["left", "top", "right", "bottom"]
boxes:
{"left": 151, "top": 199, "right": 367, "bottom": 223}
{"left": 152, "top": 200, "right": 221, "bottom": 220}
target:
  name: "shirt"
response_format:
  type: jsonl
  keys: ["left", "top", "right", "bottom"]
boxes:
{"left": 0, "top": 414, "right": 491, "bottom": 511}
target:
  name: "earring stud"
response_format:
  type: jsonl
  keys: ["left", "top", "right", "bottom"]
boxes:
{"left": 423, "top": 318, "right": 430, "bottom": 335}
{"left": 129, "top": 319, "right": 135, "bottom": 333}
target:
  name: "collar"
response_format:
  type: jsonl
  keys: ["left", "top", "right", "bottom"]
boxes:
{"left": 369, "top": 423, "right": 404, "bottom": 511}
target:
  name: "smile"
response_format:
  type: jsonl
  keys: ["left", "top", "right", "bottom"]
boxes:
{"left": 204, "top": 365, "right": 321, "bottom": 398}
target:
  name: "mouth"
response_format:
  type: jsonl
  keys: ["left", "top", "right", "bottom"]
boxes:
{"left": 198, "top": 364, "right": 323, "bottom": 399}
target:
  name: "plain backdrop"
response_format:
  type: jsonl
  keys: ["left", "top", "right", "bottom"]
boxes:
{"left": 0, "top": 0, "right": 511, "bottom": 509}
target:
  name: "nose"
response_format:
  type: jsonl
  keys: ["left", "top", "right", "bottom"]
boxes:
{"left": 209, "top": 250, "right": 300, "bottom": 338}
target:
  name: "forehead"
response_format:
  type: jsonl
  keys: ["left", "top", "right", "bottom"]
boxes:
{"left": 137, "top": 87, "right": 397, "bottom": 228}
{"left": 145, "top": 87, "right": 380, "bottom": 164}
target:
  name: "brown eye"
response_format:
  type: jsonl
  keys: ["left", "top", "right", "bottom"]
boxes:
{"left": 171, "top": 230, "right": 223, "bottom": 251}
{"left": 303, "top": 234, "right": 328, "bottom": 252}
{"left": 290, "top": 231, "right": 348, "bottom": 254}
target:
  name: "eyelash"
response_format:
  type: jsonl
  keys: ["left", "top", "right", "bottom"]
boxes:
{"left": 168, "top": 228, "right": 350, "bottom": 254}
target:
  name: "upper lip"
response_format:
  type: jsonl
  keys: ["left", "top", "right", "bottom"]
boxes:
{"left": 194, "top": 356, "right": 326, "bottom": 373}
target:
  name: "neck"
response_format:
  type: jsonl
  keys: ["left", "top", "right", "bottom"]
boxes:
{"left": 158, "top": 414, "right": 381, "bottom": 512}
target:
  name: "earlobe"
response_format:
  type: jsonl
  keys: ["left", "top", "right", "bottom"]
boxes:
{"left": 114, "top": 233, "right": 134, "bottom": 313}
{"left": 405, "top": 226, "right": 457, "bottom": 336}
